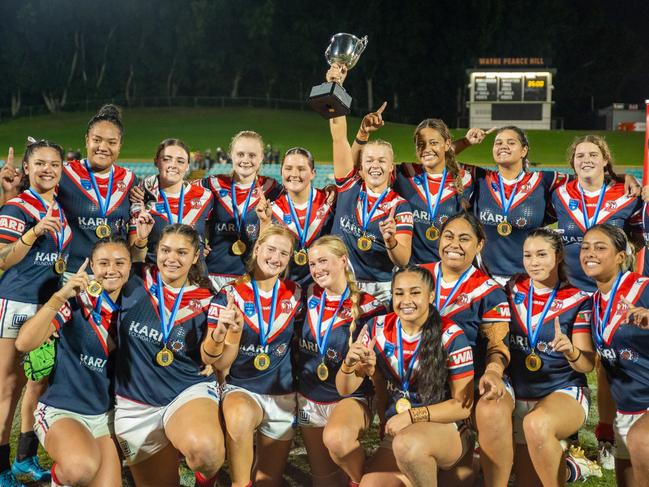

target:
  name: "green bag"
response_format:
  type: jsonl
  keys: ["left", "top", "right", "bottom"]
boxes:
{"left": 23, "top": 340, "right": 56, "bottom": 381}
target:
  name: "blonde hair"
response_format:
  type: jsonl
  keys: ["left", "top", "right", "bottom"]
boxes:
{"left": 414, "top": 119, "right": 464, "bottom": 194}
{"left": 229, "top": 130, "right": 264, "bottom": 156}
{"left": 362, "top": 139, "right": 394, "bottom": 161}
{"left": 244, "top": 225, "right": 296, "bottom": 279}
{"left": 310, "top": 236, "right": 362, "bottom": 347}
{"left": 567, "top": 135, "right": 623, "bottom": 184}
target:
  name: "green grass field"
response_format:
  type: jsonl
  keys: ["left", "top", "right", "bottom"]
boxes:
{"left": 0, "top": 107, "right": 645, "bottom": 167}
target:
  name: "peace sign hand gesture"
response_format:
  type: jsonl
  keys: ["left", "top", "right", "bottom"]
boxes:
{"left": 33, "top": 203, "right": 63, "bottom": 237}
{"left": 549, "top": 317, "right": 574, "bottom": 355}
{"left": 379, "top": 206, "right": 397, "bottom": 243}
{"left": 360, "top": 102, "right": 387, "bottom": 135}
{"left": 621, "top": 297, "right": 649, "bottom": 329}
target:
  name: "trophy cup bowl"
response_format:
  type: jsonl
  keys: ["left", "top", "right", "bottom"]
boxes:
{"left": 308, "top": 33, "right": 368, "bottom": 119}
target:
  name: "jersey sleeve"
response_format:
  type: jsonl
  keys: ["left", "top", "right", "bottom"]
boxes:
{"left": 572, "top": 299, "right": 593, "bottom": 335}
{"left": 481, "top": 288, "right": 511, "bottom": 323}
{"left": 394, "top": 200, "right": 414, "bottom": 236}
{"left": 335, "top": 169, "right": 360, "bottom": 193}
{"left": 52, "top": 301, "right": 73, "bottom": 330}
{"left": 0, "top": 204, "right": 29, "bottom": 243}
{"left": 443, "top": 325, "right": 474, "bottom": 380}
{"left": 207, "top": 291, "right": 229, "bottom": 329}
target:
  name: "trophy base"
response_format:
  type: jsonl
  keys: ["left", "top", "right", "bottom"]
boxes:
{"left": 307, "top": 82, "right": 352, "bottom": 119}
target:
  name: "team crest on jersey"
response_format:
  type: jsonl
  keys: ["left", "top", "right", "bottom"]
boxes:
{"left": 189, "top": 299, "right": 203, "bottom": 311}
{"left": 170, "top": 340, "right": 184, "bottom": 352}
{"left": 190, "top": 198, "right": 201, "bottom": 209}
{"left": 615, "top": 301, "right": 629, "bottom": 315}
{"left": 514, "top": 292, "right": 525, "bottom": 304}
{"left": 326, "top": 348, "right": 339, "bottom": 361}
{"left": 536, "top": 341, "right": 549, "bottom": 352}
{"left": 281, "top": 299, "right": 293, "bottom": 313}
{"left": 439, "top": 215, "right": 449, "bottom": 224}
{"left": 81, "top": 180, "right": 92, "bottom": 190}
{"left": 383, "top": 341, "right": 395, "bottom": 357}
{"left": 245, "top": 224, "right": 257, "bottom": 237}
{"left": 515, "top": 217, "right": 528, "bottom": 228}
{"left": 155, "top": 203, "right": 165, "bottom": 212}
{"left": 455, "top": 293, "right": 469, "bottom": 306}
{"left": 339, "top": 307, "right": 352, "bottom": 319}
{"left": 283, "top": 214, "right": 293, "bottom": 224}
{"left": 244, "top": 302, "right": 255, "bottom": 317}
{"left": 520, "top": 183, "right": 531, "bottom": 192}
{"left": 550, "top": 300, "right": 563, "bottom": 312}
{"left": 116, "top": 181, "right": 127, "bottom": 192}
{"left": 308, "top": 297, "right": 319, "bottom": 309}
{"left": 274, "top": 343, "right": 288, "bottom": 356}
{"left": 219, "top": 189, "right": 228, "bottom": 197}
{"left": 605, "top": 201, "right": 617, "bottom": 211}
{"left": 619, "top": 348, "right": 638, "bottom": 362}
{"left": 491, "top": 182, "right": 498, "bottom": 191}
{"left": 316, "top": 207, "right": 327, "bottom": 218}
{"left": 569, "top": 199, "right": 579, "bottom": 210}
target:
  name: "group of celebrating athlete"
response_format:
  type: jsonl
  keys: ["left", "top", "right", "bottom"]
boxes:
{"left": 0, "top": 62, "right": 647, "bottom": 487}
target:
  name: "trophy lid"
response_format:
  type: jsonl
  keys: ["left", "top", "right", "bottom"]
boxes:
{"left": 325, "top": 33, "right": 368, "bottom": 69}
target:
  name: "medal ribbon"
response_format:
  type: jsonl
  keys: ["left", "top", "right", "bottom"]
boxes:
{"left": 421, "top": 169, "right": 447, "bottom": 226}
{"left": 360, "top": 187, "right": 389, "bottom": 233}
{"left": 315, "top": 287, "right": 349, "bottom": 360}
{"left": 27, "top": 188, "right": 64, "bottom": 254}
{"left": 396, "top": 319, "right": 422, "bottom": 393}
{"left": 91, "top": 290, "right": 119, "bottom": 325}
{"left": 526, "top": 282, "right": 559, "bottom": 351}
{"left": 593, "top": 272, "right": 623, "bottom": 348}
{"left": 84, "top": 160, "right": 114, "bottom": 219}
{"left": 286, "top": 185, "right": 313, "bottom": 249}
{"left": 251, "top": 279, "right": 279, "bottom": 348}
{"left": 231, "top": 179, "right": 256, "bottom": 237}
{"left": 578, "top": 183, "right": 606, "bottom": 230}
{"left": 159, "top": 184, "right": 185, "bottom": 224}
{"left": 435, "top": 264, "right": 472, "bottom": 313}
{"left": 155, "top": 273, "right": 186, "bottom": 346}
{"left": 497, "top": 173, "right": 520, "bottom": 222}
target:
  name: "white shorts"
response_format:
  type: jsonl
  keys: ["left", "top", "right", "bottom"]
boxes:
{"left": 297, "top": 394, "right": 369, "bottom": 428}
{"left": 477, "top": 375, "right": 516, "bottom": 402}
{"left": 0, "top": 298, "right": 38, "bottom": 339}
{"left": 513, "top": 386, "right": 590, "bottom": 445}
{"left": 34, "top": 402, "right": 114, "bottom": 445}
{"left": 114, "top": 381, "right": 220, "bottom": 465}
{"left": 222, "top": 384, "right": 296, "bottom": 441}
{"left": 357, "top": 281, "right": 392, "bottom": 308}
{"left": 208, "top": 274, "right": 240, "bottom": 294}
{"left": 380, "top": 421, "right": 474, "bottom": 470}
{"left": 614, "top": 409, "right": 648, "bottom": 460}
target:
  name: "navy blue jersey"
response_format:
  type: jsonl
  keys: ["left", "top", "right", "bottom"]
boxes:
{"left": 202, "top": 174, "right": 281, "bottom": 277}
{"left": 507, "top": 275, "right": 591, "bottom": 399}
{"left": 270, "top": 188, "right": 334, "bottom": 287}
{"left": 58, "top": 160, "right": 136, "bottom": 272}
{"left": 469, "top": 167, "right": 564, "bottom": 278}
{"left": 39, "top": 292, "right": 118, "bottom": 415}
{"left": 332, "top": 170, "right": 413, "bottom": 282}
{"left": 115, "top": 266, "right": 214, "bottom": 406}
{"left": 209, "top": 278, "right": 301, "bottom": 395}
{"left": 592, "top": 272, "right": 649, "bottom": 413}
{"left": 421, "top": 262, "right": 510, "bottom": 378}
{"left": 131, "top": 177, "right": 213, "bottom": 264}
{"left": 296, "top": 284, "right": 385, "bottom": 403}
{"left": 393, "top": 163, "right": 473, "bottom": 264}
{"left": 553, "top": 179, "right": 642, "bottom": 292}
{"left": 369, "top": 313, "right": 474, "bottom": 419}
{"left": 0, "top": 193, "right": 72, "bottom": 303}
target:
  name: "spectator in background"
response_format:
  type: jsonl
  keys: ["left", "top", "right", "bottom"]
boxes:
{"left": 192, "top": 150, "right": 203, "bottom": 171}
{"left": 216, "top": 147, "right": 229, "bottom": 165}
{"left": 204, "top": 150, "right": 214, "bottom": 170}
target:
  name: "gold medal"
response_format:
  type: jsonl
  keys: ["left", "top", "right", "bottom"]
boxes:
{"left": 497, "top": 221, "right": 513, "bottom": 237}
{"left": 231, "top": 239, "right": 247, "bottom": 256}
{"left": 525, "top": 352, "right": 543, "bottom": 372}
{"left": 86, "top": 280, "right": 103, "bottom": 297}
{"left": 253, "top": 352, "right": 271, "bottom": 371}
{"left": 156, "top": 346, "right": 174, "bottom": 367}
{"left": 357, "top": 235, "right": 372, "bottom": 251}
{"left": 395, "top": 397, "right": 412, "bottom": 414}
{"left": 425, "top": 225, "right": 440, "bottom": 241}
{"left": 316, "top": 362, "right": 329, "bottom": 381}
{"left": 294, "top": 249, "right": 308, "bottom": 266}
{"left": 53, "top": 257, "right": 67, "bottom": 275}
{"left": 95, "top": 223, "right": 111, "bottom": 238}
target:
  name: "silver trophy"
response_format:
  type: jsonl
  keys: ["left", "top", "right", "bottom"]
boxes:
{"left": 308, "top": 33, "right": 368, "bottom": 118}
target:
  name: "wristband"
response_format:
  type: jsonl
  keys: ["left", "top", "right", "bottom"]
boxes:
{"left": 408, "top": 406, "right": 430, "bottom": 423}
{"left": 386, "top": 240, "right": 398, "bottom": 250}
{"left": 44, "top": 294, "right": 66, "bottom": 312}
{"left": 340, "top": 363, "right": 355, "bottom": 374}
{"left": 133, "top": 238, "right": 148, "bottom": 249}
{"left": 354, "top": 137, "right": 368, "bottom": 146}
{"left": 201, "top": 343, "right": 223, "bottom": 359}
{"left": 567, "top": 348, "right": 582, "bottom": 363}
{"left": 20, "top": 228, "right": 38, "bottom": 246}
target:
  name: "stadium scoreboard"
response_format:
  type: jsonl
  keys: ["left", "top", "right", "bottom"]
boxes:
{"left": 467, "top": 58, "right": 555, "bottom": 130}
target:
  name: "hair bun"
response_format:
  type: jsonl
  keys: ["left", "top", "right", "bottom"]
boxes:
{"left": 97, "top": 104, "right": 122, "bottom": 122}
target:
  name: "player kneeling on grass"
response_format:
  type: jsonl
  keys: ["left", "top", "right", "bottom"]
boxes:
{"left": 16, "top": 238, "right": 130, "bottom": 487}
{"left": 337, "top": 266, "right": 474, "bottom": 487}
{"left": 580, "top": 224, "right": 649, "bottom": 487}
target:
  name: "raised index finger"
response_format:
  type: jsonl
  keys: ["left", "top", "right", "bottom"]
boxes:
{"left": 355, "top": 324, "right": 369, "bottom": 344}
{"left": 6, "top": 147, "right": 14, "bottom": 167}
{"left": 77, "top": 258, "right": 89, "bottom": 274}
{"left": 485, "top": 127, "right": 497, "bottom": 135}
{"left": 389, "top": 205, "right": 396, "bottom": 220}
{"left": 375, "top": 101, "right": 387, "bottom": 115}
{"left": 554, "top": 317, "right": 562, "bottom": 337}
